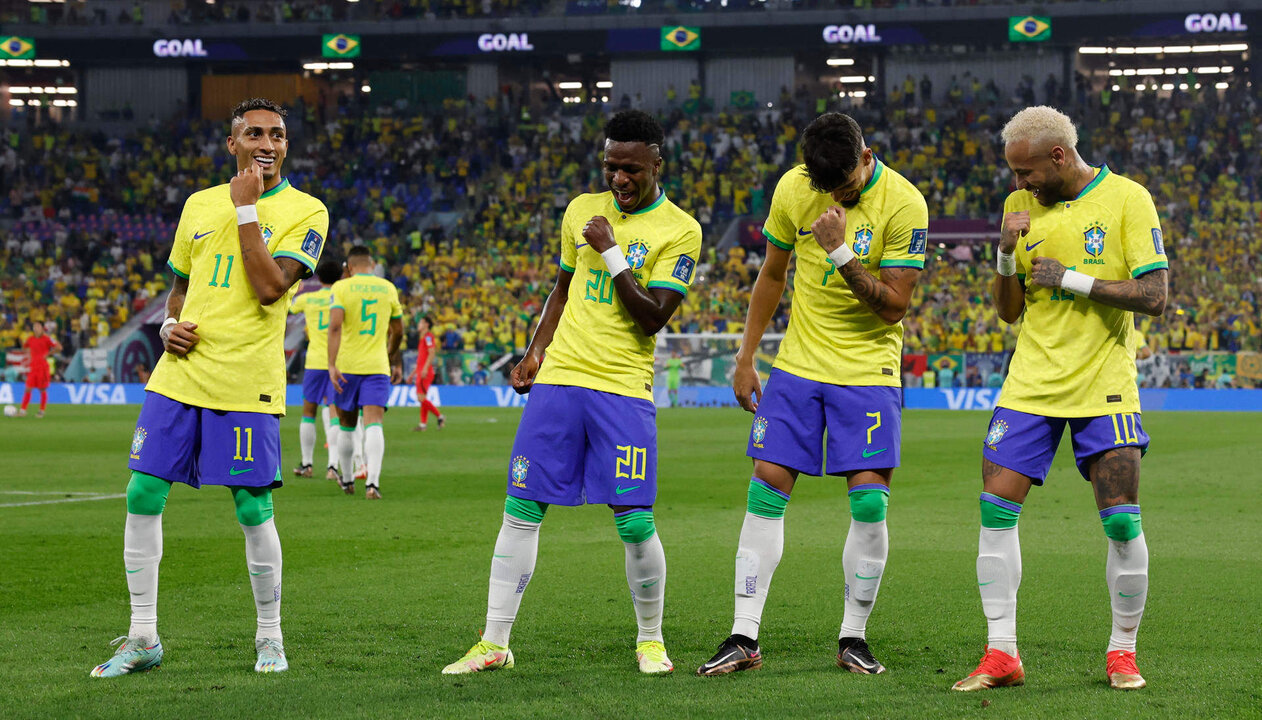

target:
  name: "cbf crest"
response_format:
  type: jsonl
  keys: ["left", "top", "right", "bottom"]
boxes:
{"left": 260, "top": 223, "right": 276, "bottom": 242}
{"left": 626, "top": 241, "right": 649, "bottom": 270}
{"left": 853, "top": 223, "right": 875, "bottom": 256}
{"left": 985, "top": 419, "right": 1008, "bottom": 449}
{"left": 752, "top": 416, "right": 768, "bottom": 446}
{"left": 510, "top": 455, "right": 530, "bottom": 488}
{"left": 130, "top": 427, "right": 147, "bottom": 460}
{"left": 1083, "top": 222, "right": 1107, "bottom": 258}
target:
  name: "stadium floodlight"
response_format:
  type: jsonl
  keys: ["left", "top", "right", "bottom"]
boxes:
{"left": 1135, "top": 47, "right": 1163, "bottom": 54}
{"left": 328, "top": 62, "right": 353, "bottom": 70}
{"left": 1192, "top": 44, "right": 1221, "bottom": 52}
{"left": 302, "top": 62, "right": 329, "bottom": 71}
{"left": 1195, "top": 66, "right": 1221, "bottom": 74}
{"left": 839, "top": 75, "right": 867, "bottom": 83}
{"left": 9, "top": 86, "right": 29, "bottom": 93}
{"left": 7, "top": 99, "right": 20, "bottom": 107}
{"left": 1221, "top": 66, "right": 1234, "bottom": 73}
{"left": 851, "top": 90, "right": 867, "bottom": 98}
{"left": 57, "top": 87, "right": 76, "bottom": 94}
{"left": 1108, "top": 69, "right": 1122, "bottom": 76}
{"left": 1136, "top": 68, "right": 1163, "bottom": 75}
{"left": 28, "top": 99, "right": 40, "bottom": 106}
{"left": 1219, "top": 43, "right": 1248, "bottom": 52}
{"left": 1078, "top": 47, "right": 1108, "bottom": 54}
{"left": 1163, "top": 46, "right": 1192, "bottom": 54}
{"left": 1114, "top": 47, "right": 1136, "bottom": 54}
{"left": 557, "top": 82, "right": 582, "bottom": 90}
{"left": 1136, "top": 84, "right": 1146, "bottom": 90}
{"left": 601, "top": 95, "right": 609, "bottom": 102}
{"left": 826, "top": 58, "right": 855, "bottom": 66}
{"left": 1111, "top": 85, "right": 1120, "bottom": 91}
{"left": 1161, "top": 83, "right": 1174, "bottom": 90}
{"left": 34, "top": 59, "right": 62, "bottom": 67}
{"left": 1216, "top": 81, "right": 1230, "bottom": 89}
{"left": 596, "top": 81, "right": 613, "bottom": 89}
{"left": 6, "top": 59, "right": 33, "bottom": 66}
{"left": 1177, "top": 67, "right": 1188, "bottom": 74}
{"left": 360, "top": 84, "right": 371, "bottom": 93}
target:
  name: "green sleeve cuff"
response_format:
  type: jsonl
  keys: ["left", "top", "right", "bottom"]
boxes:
{"left": 648, "top": 280, "right": 689, "bottom": 296}
{"left": 1131, "top": 260, "right": 1169, "bottom": 278}
{"left": 391, "top": 314, "right": 403, "bottom": 319}
{"left": 879, "top": 260, "right": 925, "bottom": 269}
{"left": 167, "top": 260, "right": 190, "bottom": 279}
{"left": 273, "top": 250, "right": 316, "bottom": 273}
{"left": 559, "top": 260, "right": 576, "bottom": 273}
{"left": 762, "top": 227, "right": 793, "bottom": 251}
{"left": 331, "top": 303, "right": 345, "bottom": 310}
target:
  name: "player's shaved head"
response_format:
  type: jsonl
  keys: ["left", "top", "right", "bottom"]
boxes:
{"left": 604, "top": 110, "right": 664, "bottom": 153}
{"left": 346, "top": 245, "right": 374, "bottom": 272}
{"left": 1001, "top": 106, "right": 1077, "bottom": 153}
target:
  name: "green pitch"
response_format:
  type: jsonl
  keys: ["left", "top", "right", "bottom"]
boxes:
{"left": 2, "top": 407, "right": 1258, "bottom": 718}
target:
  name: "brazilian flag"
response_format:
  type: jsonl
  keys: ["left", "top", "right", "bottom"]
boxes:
{"left": 730, "top": 91, "right": 755, "bottom": 109}
{"left": 1009, "top": 16, "right": 1051, "bottom": 42}
{"left": 661, "top": 26, "right": 700, "bottom": 52}
{"left": 322, "top": 33, "right": 361, "bottom": 58}
{"left": 0, "top": 36, "right": 35, "bottom": 60}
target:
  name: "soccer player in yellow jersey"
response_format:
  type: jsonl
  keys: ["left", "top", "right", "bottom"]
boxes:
{"left": 93, "top": 98, "right": 329, "bottom": 677}
{"left": 443, "top": 111, "right": 701, "bottom": 676}
{"left": 698, "top": 113, "right": 927, "bottom": 677}
{"left": 289, "top": 255, "right": 344, "bottom": 481}
{"left": 327, "top": 246, "right": 403, "bottom": 500}
{"left": 953, "top": 106, "right": 1167, "bottom": 693}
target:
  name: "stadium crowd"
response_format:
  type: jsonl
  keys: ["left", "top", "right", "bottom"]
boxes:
{"left": 1, "top": 80, "right": 1258, "bottom": 387}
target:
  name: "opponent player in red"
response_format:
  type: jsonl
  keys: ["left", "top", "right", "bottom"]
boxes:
{"left": 20, "top": 321, "right": 61, "bottom": 417}
{"left": 407, "top": 315, "right": 445, "bottom": 431}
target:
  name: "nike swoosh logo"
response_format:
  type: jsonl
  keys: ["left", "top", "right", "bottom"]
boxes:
{"left": 1118, "top": 591, "right": 1143, "bottom": 598}
{"left": 797, "top": 228, "right": 813, "bottom": 236}
{"left": 855, "top": 574, "right": 880, "bottom": 580}
{"left": 493, "top": 554, "right": 513, "bottom": 558}
{"left": 229, "top": 467, "right": 254, "bottom": 476}
{"left": 702, "top": 649, "right": 742, "bottom": 670}
{"left": 1024, "top": 239, "right": 1044, "bottom": 251}
{"left": 250, "top": 570, "right": 264, "bottom": 576}
{"left": 978, "top": 580, "right": 994, "bottom": 586}
{"left": 193, "top": 230, "right": 214, "bottom": 240}
{"left": 125, "top": 568, "right": 142, "bottom": 574}
{"left": 575, "top": 242, "right": 588, "bottom": 250}
{"left": 861, "top": 448, "right": 887, "bottom": 458}
{"left": 615, "top": 485, "right": 640, "bottom": 495}
{"left": 641, "top": 580, "right": 659, "bottom": 589}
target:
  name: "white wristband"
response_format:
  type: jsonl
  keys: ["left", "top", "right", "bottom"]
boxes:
{"left": 236, "top": 204, "right": 258, "bottom": 225}
{"left": 160, "top": 317, "right": 178, "bottom": 339}
{"left": 827, "top": 242, "right": 856, "bottom": 267}
{"left": 601, "top": 246, "right": 630, "bottom": 276}
{"left": 996, "top": 250, "right": 1017, "bottom": 276}
{"left": 1060, "top": 269, "right": 1095, "bottom": 296}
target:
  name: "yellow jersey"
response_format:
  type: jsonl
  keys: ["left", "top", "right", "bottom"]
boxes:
{"left": 535, "top": 191, "right": 702, "bottom": 401}
{"left": 1000, "top": 165, "right": 1168, "bottom": 417}
{"left": 147, "top": 178, "right": 328, "bottom": 415}
{"left": 289, "top": 286, "right": 334, "bottom": 371}
{"left": 762, "top": 160, "right": 928, "bottom": 387}
{"left": 330, "top": 274, "right": 403, "bottom": 376}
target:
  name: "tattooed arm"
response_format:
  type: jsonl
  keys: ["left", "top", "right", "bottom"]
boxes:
{"left": 812, "top": 206, "right": 920, "bottom": 325}
{"left": 1029, "top": 258, "right": 1167, "bottom": 316}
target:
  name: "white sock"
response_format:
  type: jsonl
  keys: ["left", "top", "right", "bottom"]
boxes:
{"left": 731, "top": 512, "right": 784, "bottom": 641}
{"left": 839, "top": 518, "right": 888, "bottom": 640}
{"left": 483, "top": 512, "right": 540, "bottom": 647}
{"left": 338, "top": 425, "right": 356, "bottom": 483}
{"left": 325, "top": 412, "right": 341, "bottom": 471}
{"left": 364, "top": 424, "right": 384, "bottom": 488}
{"left": 977, "top": 526, "right": 1021, "bottom": 656}
{"left": 1106, "top": 532, "right": 1148, "bottom": 653}
{"left": 299, "top": 419, "right": 316, "bottom": 466}
{"left": 353, "top": 422, "right": 365, "bottom": 471}
{"left": 625, "top": 532, "right": 667, "bottom": 643}
{"left": 242, "top": 518, "right": 283, "bottom": 642}
{"left": 125, "top": 512, "right": 162, "bottom": 642}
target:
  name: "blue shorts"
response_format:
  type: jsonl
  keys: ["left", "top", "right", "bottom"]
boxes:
{"left": 983, "top": 407, "right": 1150, "bottom": 483}
{"left": 507, "top": 384, "right": 657, "bottom": 507}
{"left": 302, "top": 368, "right": 333, "bottom": 405}
{"left": 748, "top": 369, "right": 902, "bottom": 476}
{"left": 127, "top": 391, "right": 281, "bottom": 489}
{"left": 334, "top": 373, "right": 390, "bottom": 411}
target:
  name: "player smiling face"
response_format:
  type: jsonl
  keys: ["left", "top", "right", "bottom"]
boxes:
{"left": 603, "top": 139, "right": 661, "bottom": 213}
{"left": 1001, "top": 106, "right": 1083, "bottom": 207}
{"left": 1004, "top": 139, "right": 1070, "bottom": 207}
{"left": 227, "top": 106, "right": 288, "bottom": 184}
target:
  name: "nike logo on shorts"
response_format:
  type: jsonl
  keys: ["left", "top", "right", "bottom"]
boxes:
{"left": 861, "top": 447, "right": 886, "bottom": 458}
{"left": 230, "top": 467, "right": 254, "bottom": 476}
{"left": 615, "top": 485, "right": 640, "bottom": 495}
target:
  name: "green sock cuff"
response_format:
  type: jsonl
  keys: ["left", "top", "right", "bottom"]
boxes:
{"left": 364, "top": 423, "right": 382, "bottom": 429}
{"left": 126, "top": 471, "right": 171, "bottom": 516}
{"left": 980, "top": 492, "right": 1022, "bottom": 529}
{"left": 614, "top": 509, "right": 656, "bottom": 544}
{"left": 848, "top": 486, "right": 889, "bottom": 523}
{"left": 747, "top": 478, "right": 790, "bottom": 518}
{"left": 301, "top": 417, "right": 316, "bottom": 424}
{"left": 1100, "top": 506, "right": 1142, "bottom": 541}
{"left": 339, "top": 424, "right": 357, "bottom": 433}
{"left": 505, "top": 496, "right": 547, "bottom": 523}
{"left": 231, "top": 486, "right": 274, "bottom": 526}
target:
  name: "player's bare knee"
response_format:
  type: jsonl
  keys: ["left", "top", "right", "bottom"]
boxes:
{"left": 981, "top": 459, "right": 1033, "bottom": 505}
{"left": 752, "top": 460, "right": 796, "bottom": 495}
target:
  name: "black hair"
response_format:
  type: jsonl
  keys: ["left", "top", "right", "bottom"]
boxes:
{"left": 418, "top": 314, "right": 432, "bottom": 326}
{"left": 801, "top": 113, "right": 865, "bottom": 194}
{"left": 315, "top": 255, "right": 342, "bottom": 285}
{"left": 605, "top": 110, "right": 665, "bottom": 148}
{"left": 347, "top": 245, "right": 372, "bottom": 260}
{"left": 231, "top": 98, "right": 286, "bottom": 123}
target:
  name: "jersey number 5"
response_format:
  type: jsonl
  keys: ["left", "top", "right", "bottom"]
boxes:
{"left": 360, "top": 299, "right": 378, "bottom": 336}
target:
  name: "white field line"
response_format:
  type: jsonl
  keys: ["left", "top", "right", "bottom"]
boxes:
{"left": 0, "top": 492, "right": 126, "bottom": 508}
{"left": 0, "top": 491, "right": 115, "bottom": 496}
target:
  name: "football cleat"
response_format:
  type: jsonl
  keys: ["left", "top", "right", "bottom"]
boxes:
{"left": 442, "top": 640, "right": 514, "bottom": 675}
{"left": 293, "top": 463, "right": 313, "bottom": 478}
{"left": 837, "top": 637, "right": 886, "bottom": 674}
{"left": 953, "top": 646, "right": 1025, "bottom": 691}
{"left": 339, "top": 479, "right": 355, "bottom": 495}
{"left": 36, "top": 409, "right": 44, "bottom": 418}
{"left": 255, "top": 638, "right": 288, "bottom": 673}
{"left": 437, "top": 415, "right": 447, "bottom": 429}
{"left": 354, "top": 461, "right": 368, "bottom": 482}
{"left": 696, "top": 634, "right": 762, "bottom": 676}
{"left": 636, "top": 640, "right": 674, "bottom": 675}
{"left": 1106, "top": 650, "right": 1146, "bottom": 690}
{"left": 90, "top": 636, "right": 163, "bottom": 677}
{"left": 411, "top": 424, "right": 427, "bottom": 432}
{"left": 366, "top": 485, "right": 382, "bottom": 500}
{"left": 326, "top": 466, "right": 342, "bottom": 482}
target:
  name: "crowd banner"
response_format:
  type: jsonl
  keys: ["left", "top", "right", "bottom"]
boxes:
{"left": 3, "top": 383, "right": 1262, "bottom": 412}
